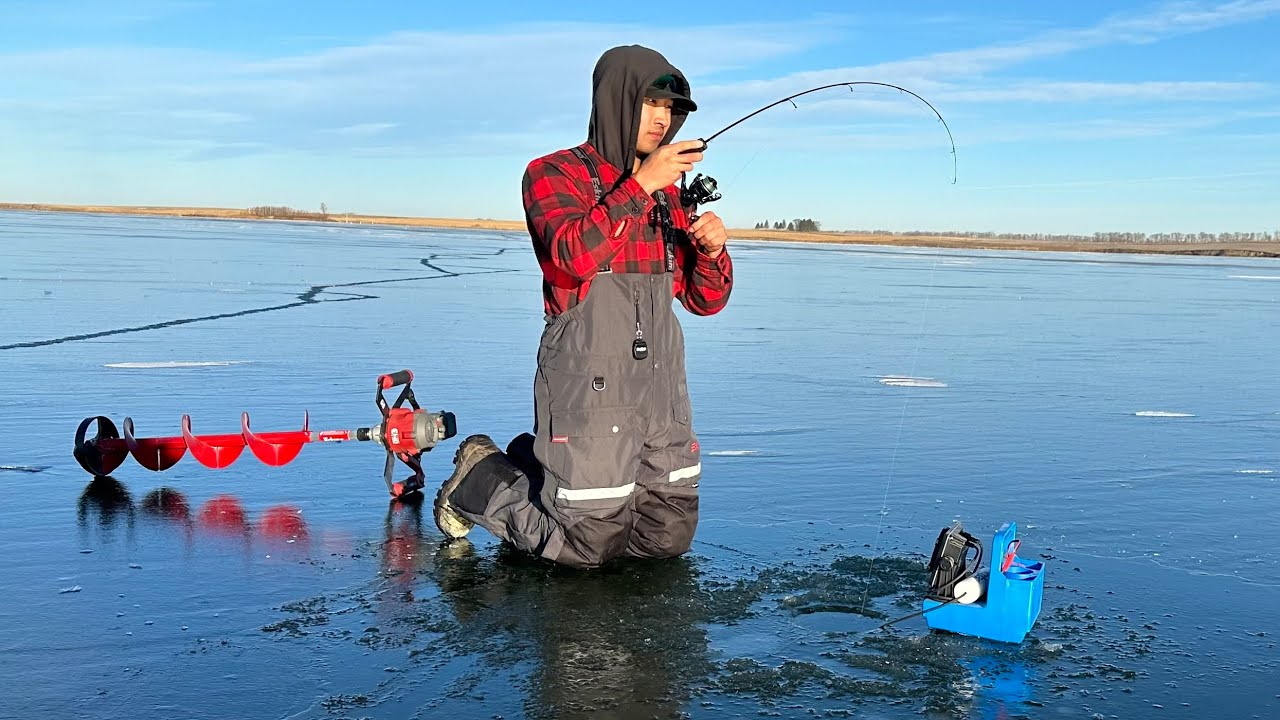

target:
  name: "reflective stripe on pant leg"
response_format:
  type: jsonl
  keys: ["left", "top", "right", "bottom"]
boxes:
{"left": 668, "top": 461, "right": 701, "bottom": 485}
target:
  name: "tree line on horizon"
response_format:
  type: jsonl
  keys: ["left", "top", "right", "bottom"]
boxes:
{"left": 754, "top": 219, "right": 822, "bottom": 232}
{"left": 239, "top": 205, "right": 1274, "bottom": 243}
{"left": 750, "top": 218, "right": 1276, "bottom": 243}
{"left": 247, "top": 204, "right": 329, "bottom": 220}
{"left": 863, "top": 229, "right": 1279, "bottom": 243}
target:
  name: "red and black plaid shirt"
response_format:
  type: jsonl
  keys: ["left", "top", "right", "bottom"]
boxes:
{"left": 522, "top": 142, "right": 733, "bottom": 317}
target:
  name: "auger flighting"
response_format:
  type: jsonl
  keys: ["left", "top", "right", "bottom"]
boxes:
{"left": 73, "top": 370, "right": 457, "bottom": 498}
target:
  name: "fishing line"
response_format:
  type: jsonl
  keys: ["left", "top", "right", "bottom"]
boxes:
{"left": 696, "top": 244, "right": 947, "bottom": 630}
{"left": 683, "top": 80, "right": 957, "bottom": 624}
{"left": 856, "top": 248, "right": 943, "bottom": 617}
{"left": 877, "top": 595, "right": 957, "bottom": 629}
{"left": 723, "top": 148, "right": 761, "bottom": 194}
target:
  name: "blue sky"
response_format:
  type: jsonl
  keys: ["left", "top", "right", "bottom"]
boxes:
{"left": 1, "top": 0, "right": 1277, "bottom": 235}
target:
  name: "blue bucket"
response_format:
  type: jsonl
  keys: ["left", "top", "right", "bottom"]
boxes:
{"left": 922, "top": 522, "right": 1045, "bottom": 644}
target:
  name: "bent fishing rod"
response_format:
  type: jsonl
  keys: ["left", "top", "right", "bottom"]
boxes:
{"left": 677, "top": 81, "right": 958, "bottom": 213}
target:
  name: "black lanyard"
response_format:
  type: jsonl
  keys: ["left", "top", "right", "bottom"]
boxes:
{"left": 653, "top": 191, "right": 677, "bottom": 273}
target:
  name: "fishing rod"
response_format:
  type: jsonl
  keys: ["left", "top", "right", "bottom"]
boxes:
{"left": 679, "top": 81, "right": 958, "bottom": 213}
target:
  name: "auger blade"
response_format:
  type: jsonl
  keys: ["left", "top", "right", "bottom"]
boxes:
{"left": 73, "top": 416, "right": 128, "bottom": 476}
{"left": 242, "top": 411, "right": 310, "bottom": 466}
{"left": 182, "top": 415, "right": 246, "bottom": 469}
{"left": 124, "top": 417, "right": 187, "bottom": 471}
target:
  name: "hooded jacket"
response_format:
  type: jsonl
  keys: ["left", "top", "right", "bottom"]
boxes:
{"left": 586, "top": 45, "right": 694, "bottom": 175}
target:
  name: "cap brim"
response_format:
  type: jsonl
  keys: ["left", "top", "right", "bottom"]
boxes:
{"left": 645, "top": 87, "right": 697, "bottom": 112}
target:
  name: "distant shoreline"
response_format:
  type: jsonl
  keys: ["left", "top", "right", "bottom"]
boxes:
{"left": 3, "top": 202, "right": 1277, "bottom": 258}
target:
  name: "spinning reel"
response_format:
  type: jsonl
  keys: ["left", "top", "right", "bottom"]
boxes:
{"left": 680, "top": 172, "right": 722, "bottom": 214}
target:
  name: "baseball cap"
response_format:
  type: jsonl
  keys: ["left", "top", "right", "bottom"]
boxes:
{"left": 645, "top": 74, "right": 697, "bottom": 112}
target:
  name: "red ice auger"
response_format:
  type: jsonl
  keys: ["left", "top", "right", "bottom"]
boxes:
{"left": 73, "top": 370, "right": 457, "bottom": 498}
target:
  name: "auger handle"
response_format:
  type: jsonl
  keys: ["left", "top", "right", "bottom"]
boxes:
{"left": 378, "top": 370, "right": 414, "bottom": 389}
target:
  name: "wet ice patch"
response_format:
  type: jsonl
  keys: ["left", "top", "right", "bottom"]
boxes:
{"left": 104, "top": 361, "right": 249, "bottom": 369}
{"left": 1134, "top": 411, "right": 1195, "bottom": 418}
{"left": 879, "top": 376, "right": 948, "bottom": 388}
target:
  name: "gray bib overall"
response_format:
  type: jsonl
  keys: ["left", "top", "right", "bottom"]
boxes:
{"left": 456, "top": 149, "right": 703, "bottom": 568}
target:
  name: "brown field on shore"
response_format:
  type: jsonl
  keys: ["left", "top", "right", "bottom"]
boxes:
{"left": 3, "top": 202, "right": 1276, "bottom": 258}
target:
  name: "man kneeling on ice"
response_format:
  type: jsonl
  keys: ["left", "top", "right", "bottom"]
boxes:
{"left": 431, "top": 44, "right": 734, "bottom": 568}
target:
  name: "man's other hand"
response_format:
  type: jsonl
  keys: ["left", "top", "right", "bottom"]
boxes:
{"left": 689, "top": 211, "right": 727, "bottom": 258}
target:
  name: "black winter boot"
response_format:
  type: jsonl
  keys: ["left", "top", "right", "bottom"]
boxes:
{"left": 433, "top": 434, "right": 501, "bottom": 539}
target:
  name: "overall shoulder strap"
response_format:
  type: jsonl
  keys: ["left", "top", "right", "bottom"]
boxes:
{"left": 653, "top": 190, "right": 677, "bottom": 274}
{"left": 568, "top": 145, "right": 612, "bottom": 273}
{"left": 568, "top": 146, "right": 605, "bottom": 202}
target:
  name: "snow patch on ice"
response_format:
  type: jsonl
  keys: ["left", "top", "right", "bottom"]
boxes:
{"left": 105, "top": 361, "right": 249, "bottom": 369}
{"left": 879, "top": 375, "right": 948, "bottom": 388}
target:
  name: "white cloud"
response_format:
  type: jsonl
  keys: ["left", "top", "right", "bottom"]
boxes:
{"left": 0, "top": 18, "right": 838, "bottom": 158}
{"left": 162, "top": 109, "right": 251, "bottom": 124}
{"left": 693, "top": 0, "right": 1280, "bottom": 103}
{"left": 877, "top": 0, "right": 1280, "bottom": 79}
{"left": 960, "top": 167, "right": 1280, "bottom": 191}
{"left": 323, "top": 122, "right": 399, "bottom": 136}
{"left": 4, "top": 0, "right": 211, "bottom": 29}
{"left": 937, "top": 80, "right": 1271, "bottom": 103}
{"left": 0, "top": 2, "right": 1275, "bottom": 163}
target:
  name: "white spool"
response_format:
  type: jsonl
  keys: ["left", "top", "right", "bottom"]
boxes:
{"left": 953, "top": 576, "right": 985, "bottom": 604}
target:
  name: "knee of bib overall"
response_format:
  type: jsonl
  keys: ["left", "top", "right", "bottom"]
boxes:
{"left": 546, "top": 503, "right": 633, "bottom": 568}
{"left": 626, "top": 484, "right": 700, "bottom": 559}
{"left": 505, "top": 432, "right": 543, "bottom": 490}
{"left": 624, "top": 418, "right": 702, "bottom": 559}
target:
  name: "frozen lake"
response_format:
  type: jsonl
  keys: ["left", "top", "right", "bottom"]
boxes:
{"left": 1, "top": 210, "right": 1277, "bottom": 719}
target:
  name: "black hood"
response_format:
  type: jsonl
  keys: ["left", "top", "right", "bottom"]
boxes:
{"left": 586, "top": 45, "right": 694, "bottom": 174}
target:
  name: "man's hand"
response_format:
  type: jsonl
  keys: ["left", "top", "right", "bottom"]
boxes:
{"left": 689, "top": 211, "right": 727, "bottom": 258}
{"left": 633, "top": 140, "right": 704, "bottom": 195}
